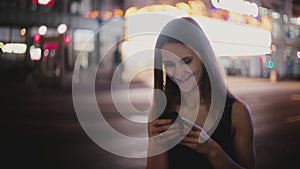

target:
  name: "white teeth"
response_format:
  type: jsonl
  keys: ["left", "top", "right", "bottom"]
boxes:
{"left": 176, "top": 74, "right": 192, "bottom": 83}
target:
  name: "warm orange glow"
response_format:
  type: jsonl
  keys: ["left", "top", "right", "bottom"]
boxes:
{"left": 113, "top": 8, "right": 124, "bottom": 17}
{"left": 125, "top": 7, "right": 138, "bottom": 17}
{"left": 91, "top": 10, "right": 99, "bottom": 19}
{"left": 271, "top": 44, "right": 276, "bottom": 52}
{"left": 125, "top": 4, "right": 186, "bottom": 17}
{"left": 261, "top": 16, "right": 272, "bottom": 31}
{"left": 211, "top": 9, "right": 228, "bottom": 20}
{"left": 21, "top": 28, "right": 26, "bottom": 36}
{"left": 84, "top": 10, "right": 99, "bottom": 19}
{"left": 124, "top": 1, "right": 271, "bottom": 31}
{"left": 176, "top": 2, "right": 190, "bottom": 12}
{"left": 142, "top": 4, "right": 176, "bottom": 12}
{"left": 188, "top": 0, "right": 206, "bottom": 16}
{"left": 123, "top": 0, "right": 272, "bottom": 45}
{"left": 101, "top": 10, "right": 113, "bottom": 20}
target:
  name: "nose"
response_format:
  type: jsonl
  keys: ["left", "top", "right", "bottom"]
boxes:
{"left": 174, "top": 64, "right": 185, "bottom": 80}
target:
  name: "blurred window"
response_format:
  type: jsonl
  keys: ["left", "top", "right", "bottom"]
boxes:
{"left": 0, "top": 27, "right": 10, "bottom": 42}
{"left": 11, "top": 28, "right": 22, "bottom": 42}
{"left": 74, "top": 29, "right": 95, "bottom": 52}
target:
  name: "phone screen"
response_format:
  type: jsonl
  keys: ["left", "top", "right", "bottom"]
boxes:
{"left": 158, "top": 112, "right": 180, "bottom": 123}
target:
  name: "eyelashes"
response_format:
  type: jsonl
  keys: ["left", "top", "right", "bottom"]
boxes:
{"left": 182, "top": 57, "right": 193, "bottom": 64}
{"left": 163, "top": 56, "right": 193, "bottom": 68}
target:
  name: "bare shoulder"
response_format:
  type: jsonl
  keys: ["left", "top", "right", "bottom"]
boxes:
{"left": 232, "top": 100, "right": 251, "bottom": 116}
{"left": 231, "top": 100, "right": 254, "bottom": 131}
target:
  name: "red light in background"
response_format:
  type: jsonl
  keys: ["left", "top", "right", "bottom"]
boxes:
{"left": 43, "top": 43, "right": 59, "bottom": 50}
{"left": 33, "top": 33, "right": 42, "bottom": 43}
{"left": 32, "top": 0, "right": 38, "bottom": 5}
{"left": 258, "top": 55, "right": 263, "bottom": 62}
{"left": 64, "top": 35, "right": 72, "bottom": 45}
{"left": 32, "top": 0, "right": 55, "bottom": 7}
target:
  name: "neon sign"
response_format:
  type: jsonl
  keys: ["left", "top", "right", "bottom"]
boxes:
{"left": 211, "top": 0, "right": 258, "bottom": 17}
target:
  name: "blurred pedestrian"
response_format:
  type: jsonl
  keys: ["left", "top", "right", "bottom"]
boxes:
{"left": 147, "top": 17, "right": 255, "bottom": 169}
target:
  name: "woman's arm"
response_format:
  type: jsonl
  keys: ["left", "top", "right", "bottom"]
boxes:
{"left": 206, "top": 101, "right": 256, "bottom": 169}
{"left": 231, "top": 101, "right": 256, "bottom": 169}
{"left": 146, "top": 119, "right": 181, "bottom": 169}
{"left": 179, "top": 101, "right": 256, "bottom": 169}
{"left": 146, "top": 121, "right": 169, "bottom": 169}
{"left": 146, "top": 152, "right": 169, "bottom": 169}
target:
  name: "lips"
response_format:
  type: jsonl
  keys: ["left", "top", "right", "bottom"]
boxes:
{"left": 173, "top": 74, "right": 193, "bottom": 84}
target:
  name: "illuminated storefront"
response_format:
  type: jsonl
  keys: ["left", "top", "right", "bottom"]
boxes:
{"left": 119, "top": 0, "right": 273, "bottom": 84}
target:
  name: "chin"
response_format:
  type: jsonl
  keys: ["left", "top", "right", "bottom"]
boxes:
{"left": 177, "top": 81, "right": 196, "bottom": 93}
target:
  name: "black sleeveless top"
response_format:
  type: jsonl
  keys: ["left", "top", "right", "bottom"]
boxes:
{"left": 168, "top": 98, "right": 237, "bottom": 169}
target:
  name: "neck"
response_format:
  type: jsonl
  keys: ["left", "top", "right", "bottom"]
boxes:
{"left": 181, "top": 86, "right": 201, "bottom": 110}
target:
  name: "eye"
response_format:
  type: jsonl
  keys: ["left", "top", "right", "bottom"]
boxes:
{"left": 163, "top": 61, "right": 175, "bottom": 67}
{"left": 181, "top": 57, "right": 193, "bottom": 64}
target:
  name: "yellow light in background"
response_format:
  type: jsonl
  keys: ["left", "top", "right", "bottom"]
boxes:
{"left": 271, "top": 44, "right": 276, "bottom": 52}
{"left": 125, "top": 7, "right": 138, "bottom": 17}
{"left": 0, "top": 42, "right": 4, "bottom": 49}
{"left": 113, "top": 9, "right": 124, "bottom": 17}
{"left": 176, "top": 2, "right": 190, "bottom": 12}
{"left": 102, "top": 10, "right": 112, "bottom": 20}
{"left": 123, "top": 2, "right": 272, "bottom": 56}
{"left": 91, "top": 10, "right": 99, "bottom": 19}
{"left": 3, "top": 43, "right": 27, "bottom": 54}
{"left": 21, "top": 28, "right": 26, "bottom": 36}
{"left": 188, "top": 0, "right": 206, "bottom": 16}
{"left": 84, "top": 10, "right": 99, "bottom": 19}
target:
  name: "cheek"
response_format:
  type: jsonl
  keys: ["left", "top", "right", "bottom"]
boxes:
{"left": 196, "top": 67, "right": 204, "bottom": 81}
{"left": 164, "top": 67, "right": 175, "bottom": 76}
{"left": 191, "top": 65, "right": 204, "bottom": 80}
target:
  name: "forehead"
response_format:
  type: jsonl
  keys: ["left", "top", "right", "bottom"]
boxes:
{"left": 161, "top": 43, "right": 198, "bottom": 60}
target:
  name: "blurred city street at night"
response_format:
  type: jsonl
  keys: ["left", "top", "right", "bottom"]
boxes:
{"left": 1, "top": 0, "right": 300, "bottom": 169}
{"left": 1, "top": 76, "right": 300, "bottom": 169}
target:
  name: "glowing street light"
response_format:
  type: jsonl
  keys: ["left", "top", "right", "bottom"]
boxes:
{"left": 38, "top": 25, "right": 47, "bottom": 35}
{"left": 57, "top": 24, "right": 68, "bottom": 34}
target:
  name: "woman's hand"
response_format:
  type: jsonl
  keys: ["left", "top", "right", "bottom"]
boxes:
{"left": 149, "top": 119, "right": 183, "bottom": 146}
{"left": 179, "top": 118, "right": 220, "bottom": 157}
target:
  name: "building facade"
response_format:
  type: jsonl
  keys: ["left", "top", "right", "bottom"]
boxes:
{"left": 0, "top": 0, "right": 299, "bottom": 87}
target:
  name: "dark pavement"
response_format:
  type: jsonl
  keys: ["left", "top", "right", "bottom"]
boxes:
{"left": 1, "top": 76, "right": 300, "bottom": 169}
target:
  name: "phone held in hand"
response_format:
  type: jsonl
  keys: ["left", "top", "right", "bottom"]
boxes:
{"left": 158, "top": 112, "right": 182, "bottom": 123}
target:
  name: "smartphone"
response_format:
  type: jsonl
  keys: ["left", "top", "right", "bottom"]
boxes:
{"left": 158, "top": 111, "right": 181, "bottom": 123}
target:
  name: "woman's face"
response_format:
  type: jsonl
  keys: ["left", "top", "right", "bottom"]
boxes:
{"left": 161, "top": 42, "right": 204, "bottom": 93}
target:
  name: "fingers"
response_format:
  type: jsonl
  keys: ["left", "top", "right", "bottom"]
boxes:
{"left": 180, "top": 142, "right": 196, "bottom": 149}
{"left": 149, "top": 120, "right": 183, "bottom": 146}
{"left": 153, "top": 119, "right": 173, "bottom": 127}
{"left": 155, "top": 128, "right": 182, "bottom": 145}
{"left": 149, "top": 119, "right": 172, "bottom": 136}
{"left": 152, "top": 124, "right": 172, "bottom": 134}
{"left": 181, "top": 130, "right": 199, "bottom": 143}
{"left": 181, "top": 117, "right": 202, "bottom": 132}
{"left": 149, "top": 119, "right": 181, "bottom": 136}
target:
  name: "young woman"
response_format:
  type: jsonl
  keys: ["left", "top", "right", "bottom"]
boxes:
{"left": 147, "top": 17, "right": 256, "bottom": 169}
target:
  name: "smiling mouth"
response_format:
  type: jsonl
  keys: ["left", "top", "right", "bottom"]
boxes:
{"left": 174, "top": 74, "right": 193, "bottom": 83}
